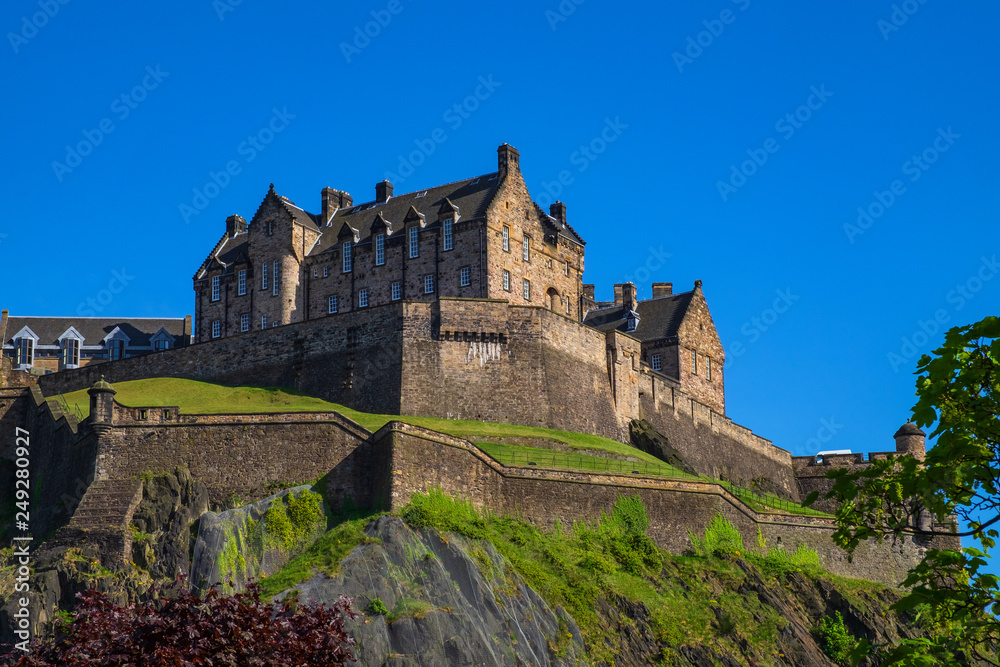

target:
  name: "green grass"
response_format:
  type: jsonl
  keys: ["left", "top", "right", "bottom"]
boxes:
{"left": 477, "top": 442, "right": 697, "bottom": 480}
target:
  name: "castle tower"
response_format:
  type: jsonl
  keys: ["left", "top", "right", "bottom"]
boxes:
{"left": 87, "top": 376, "right": 117, "bottom": 433}
{"left": 894, "top": 421, "right": 926, "bottom": 461}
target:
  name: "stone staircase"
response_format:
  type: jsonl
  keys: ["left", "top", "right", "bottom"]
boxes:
{"left": 68, "top": 478, "right": 144, "bottom": 530}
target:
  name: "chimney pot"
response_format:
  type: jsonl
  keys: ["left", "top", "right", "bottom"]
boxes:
{"left": 652, "top": 282, "right": 673, "bottom": 298}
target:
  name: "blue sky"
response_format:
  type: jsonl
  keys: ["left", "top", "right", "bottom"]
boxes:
{"left": 1, "top": 4, "right": 996, "bottom": 482}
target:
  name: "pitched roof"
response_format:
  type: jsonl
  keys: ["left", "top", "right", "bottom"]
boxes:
{"left": 3, "top": 317, "right": 190, "bottom": 348}
{"left": 583, "top": 291, "right": 695, "bottom": 342}
{"left": 309, "top": 173, "right": 501, "bottom": 255}
{"left": 534, "top": 203, "right": 585, "bottom": 246}
{"left": 194, "top": 231, "right": 249, "bottom": 279}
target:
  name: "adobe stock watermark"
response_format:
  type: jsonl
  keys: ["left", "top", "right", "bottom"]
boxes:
{"left": 716, "top": 85, "right": 833, "bottom": 202}
{"left": 7, "top": 0, "right": 70, "bottom": 54}
{"left": 0, "top": 232, "right": 8, "bottom": 246}
{"left": 180, "top": 107, "right": 295, "bottom": 224}
{"left": 887, "top": 255, "right": 998, "bottom": 372}
{"left": 51, "top": 66, "right": 170, "bottom": 183}
{"left": 726, "top": 288, "right": 800, "bottom": 369}
{"left": 843, "top": 126, "right": 959, "bottom": 244}
{"left": 622, "top": 247, "right": 673, "bottom": 289}
{"left": 213, "top": 0, "right": 243, "bottom": 21}
{"left": 383, "top": 76, "right": 502, "bottom": 185}
{"left": 878, "top": 0, "right": 928, "bottom": 41}
{"left": 672, "top": 0, "right": 751, "bottom": 73}
{"left": 546, "top": 0, "right": 586, "bottom": 30}
{"left": 76, "top": 268, "right": 135, "bottom": 316}
{"left": 340, "top": 0, "right": 406, "bottom": 63}
{"left": 534, "top": 117, "right": 628, "bottom": 211}
{"left": 804, "top": 417, "right": 844, "bottom": 453}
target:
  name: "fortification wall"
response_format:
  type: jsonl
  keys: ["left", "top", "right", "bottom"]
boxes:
{"left": 793, "top": 451, "right": 898, "bottom": 513}
{"left": 378, "top": 422, "right": 951, "bottom": 586}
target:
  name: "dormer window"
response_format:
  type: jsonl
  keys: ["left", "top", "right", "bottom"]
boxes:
{"left": 109, "top": 339, "right": 126, "bottom": 361}
{"left": 238, "top": 270, "right": 247, "bottom": 295}
{"left": 651, "top": 354, "right": 662, "bottom": 371}
{"left": 211, "top": 276, "right": 220, "bottom": 301}
{"left": 625, "top": 310, "right": 640, "bottom": 333}
{"left": 343, "top": 242, "right": 352, "bottom": 272}
{"left": 443, "top": 219, "right": 453, "bottom": 251}
{"left": 375, "top": 233, "right": 385, "bottom": 266}
{"left": 62, "top": 338, "right": 80, "bottom": 369}
{"left": 409, "top": 226, "right": 419, "bottom": 258}
{"left": 15, "top": 338, "right": 33, "bottom": 368}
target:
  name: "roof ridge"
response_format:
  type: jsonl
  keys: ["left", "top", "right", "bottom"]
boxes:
{"left": 344, "top": 172, "right": 499, "bottom": 211}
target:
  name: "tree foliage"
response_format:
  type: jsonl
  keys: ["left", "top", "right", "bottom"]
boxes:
{"left": 819, "top": 316, "right": 1000, "bottom": 665}
{"left": 1, "top": 577, "right": 357, "bottom": 666}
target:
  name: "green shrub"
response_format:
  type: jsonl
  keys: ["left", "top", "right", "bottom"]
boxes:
{"left": 689, "top": 514, "right": 744, "bottom": 557}
{"left": 815, "top": 611, "right": 861, "bottom": 666}
{"left": 367, "top": 597, "right": 388, "bottom": 616}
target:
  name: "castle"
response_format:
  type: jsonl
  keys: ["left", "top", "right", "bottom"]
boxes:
{"left": 0, "top": 143, "right": 957, "bottom": 597}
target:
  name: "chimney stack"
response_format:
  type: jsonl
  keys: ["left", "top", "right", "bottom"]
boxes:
{"left": 582, "top": 284, "right": 595, "bottom": 300}
{"left": 652, "top": 283, "right": 673, "bottom": 298}
{"left": 322, "top": 188, "right": 353, "bottom": 223}
{"left": 376, "top": 180, "right": 393, "bottom": 203}
{"left": 550, "top": 201, "right": 566, "bottom": 224}
{"left": 183, "top": 315, "right": 193, "bottom": 342}
{"left": 225, "top": 215, "right": 247, "bottom": 238}
{"left": 894, "top": 422, "right": 926, "bottom": 461}
{"left": 622, "top": 283, "right": 637, "bottom": 311}
{"left": 497, "top": 143, "right": 520, "bottom": 176}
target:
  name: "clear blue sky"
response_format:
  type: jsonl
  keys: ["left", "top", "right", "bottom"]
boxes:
{"left": 1, "top": 4, "right": 996, "bottom": 467}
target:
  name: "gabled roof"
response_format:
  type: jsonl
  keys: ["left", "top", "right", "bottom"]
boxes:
{"left": 3, "top": 317, "right": 190, "bottom": 348}
{"left": 194, "top": 231, "right": 249, "bottom": 280}
{"left": 309, "top": 173, "right": 501, "bottom": 255}
{"left": 534, "top": 203, "right": 586, "bottom": 246}
{"left": 583, "top": 291, "right": 695, "bottom": 342}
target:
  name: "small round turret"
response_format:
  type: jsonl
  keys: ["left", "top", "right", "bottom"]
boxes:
{"left": 893, "top": 421, "right": 926, "bottom": 461}
{"left": 87, "top": 375, "right": 117, "bottom": 431}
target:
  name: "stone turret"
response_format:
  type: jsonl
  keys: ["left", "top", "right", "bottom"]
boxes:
{"left": 893, "top": 422, "right": 926, "bottom": 461}
{"left": 88, "top": 376, "right": 116, "bottom": 433}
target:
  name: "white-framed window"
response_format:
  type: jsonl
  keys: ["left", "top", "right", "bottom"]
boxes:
{"left": 502, "top": 270, "right": 510, "bottom": 292}
{"left": 323, "top": 266, "right": 329, "bottom": 278}
{"left": 443, "top": 218, "right": 453, "bottom": 251}
{"left": 15, "top": 339, "right": 33, "bottom": 368}
{"left": 502, "top": 225, "right": 509, "bottom": 252}
{"left": 328, "top": 296, "right": 338, "bottom": 314}
{"left": 313, "top": 268, "right": 318, "bottom": 278}
{"left": 238, "top": 269, "right": 246, "bottom": 295}
{"left": 691, "top": 349, "right": 698, "bottom": 374}
{"left": 211, "top": 276, "right": 220, "bottom": 301}
{"left": 262, "top": 262, "right": 268, "bottom": 290}
{"left": 523, "top": 279, "right": 531, "bottom": 301}
{"left": 240, "top": 314, "right": 249, "bottom": 332}
{"left": 523, "top": 236, "right": 530, "bottom": 262}
{"left": 391, "top": 282, "right": 401, "bottom": 300}
{"left": 460, "top": 267, "right": 470, "bottom": 287}
{"left": 424, "top": 275, "right": 434, "bottom": 294}
{"left": 409, "top": 226, "right": 419, "bottom": 258}
{"left": 261, "top": 315, "right": 268, "bottom": 329}
{"left": 62, "top": 339, "right": 80, "bottom": 367}
{"left": 211, "top": 321, "right": 221, "bottom": 338}
{"left": 565, "top": 261, "right": 570, "bottom": 276}
{"left": 272, "top": 260, "right": 279, "bottom": 296}
{"left": 343, "top": 242, "right": 352, "bottom": 272}
{"left": 651, "top": 354, "right": 662, "bottom": 371}
{"left": 359, "top": 289, "right": 369, "bottom": 307}
{"left": 109, "top": 339, "right": 125, "bottom": 361}
{"left": 154, "top": 339, "right": 170, "bottom": 352}
{"left": 706, "top": 357, "right": 712, "bottom": 381}
{"left": 375, "top": 233, "right": 385, "bottom": 266}
{"left": 273, "top": 321, "right": 279, "bottom": 327}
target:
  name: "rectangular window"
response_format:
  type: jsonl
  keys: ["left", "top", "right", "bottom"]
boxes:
{"left": 328, "top": 296, "right": 338, "bottom": 314}
{"left": 359, "top": 289, "right": 369, "bottom": 307}
{"left": 502, "top": 225, "right": 510, "bottom": 252}
{"left": 424, "top": 275, "right": 434, "bottom": 294}
{"left": 523, "top": 236, "right": 530, "bottom": 262}
{"left": 261, "top": 315, "right": 268, "bottom": 329}
{"left": 460, "top": 267, "right": 470, "bottom": 287}
{"left": 375, "top": 233, "right": 385, "bottom": 265}
{"left": 565, "top": 262, "right": 570, "bottom": 276}
{"left": 691, "top": 349, "right": 698, "bottom": 374}
{"left": 211, "top": 276, "right": 220, "bottom": 301}
{"left": 262, "top": 263, "right": 268, "bottom": 290}
{"left": 323, "top": 266, "right": 329, "bottom": 278}
{"left": 154, "top": 339, "right": 169, "bottom": 352}
{"left": 313, "top": 268, "right": 318, "bottom": 278}
{"left": 273, "top": 321, "right": 279, "bottom": 327}
{"left": 272, "top": 260, "right": 279, "bottom": 296}
{"left": 443, "top": 219, "right": 453, "bottom": 251}
{"left": 502, "top": 270, "right": 510, "bottom": 292}
{"left": 706, "top": 357, "right": 712, "bottom": 381}
{"left": 238, "top": 270, "right": 246, "bottom": 295}
{"left": 391, "top": 282, "right": 401, "bottom": 300}
{"left": 523, "top": 279, "right": 531, "bottom": 301}
{"left": 651, "top": 354, "right": 662, "bottom": 371}
{"left": 15, "top": 339, "right": 33, "bottom": 367}
{"left": 343, "top": 242, "right": 352, "bottom": 272}
{"left": 211, "top": 322, "right": 221, "bottom": 339}
{"left": 409, "top": 226, "right": 419, "bottom": 258}
{"left": 109, "top": 339, "right": 125, "bottom": 361}
{"left": 63, "top": 339, "right": 80, "bottom": 367}
{"left": 240, "top": 314, "right": 249, "bottom": 332}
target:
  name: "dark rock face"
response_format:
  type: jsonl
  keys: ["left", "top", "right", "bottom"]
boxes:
{"left": 283, "top": 516, "right": 586, "bottom": 666}
{"left": 629, "top": 419, "right": 697, "bottom": 475}
{"left": 130, "top": 468, "right": 210, "bottom": 579}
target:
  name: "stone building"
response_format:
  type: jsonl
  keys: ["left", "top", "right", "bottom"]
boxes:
{"left": 0, "top": 309, "right": 192, "bottom": 374}
{"left": 193, "top": 143, "right": 725, "bottom": 412}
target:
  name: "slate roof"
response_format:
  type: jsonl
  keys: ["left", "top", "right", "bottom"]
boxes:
{"left": 309, "top": 173, "right": 502, "bottom": 255}
{"left": 583, "top": 291, "right": 695, "bottom": 342}
{"left": 3, "top": 317, "right": 190, "bottom": 348}
{"left": 534, "top": 203, "right": 586, "bottom": 246}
